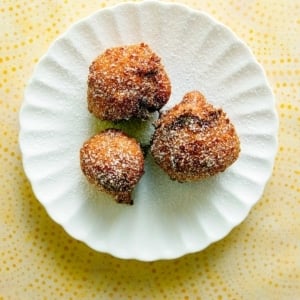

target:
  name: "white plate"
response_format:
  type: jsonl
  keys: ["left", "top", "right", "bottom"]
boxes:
{"left": 19, "top": 1, "right": 278, "bottom": 261}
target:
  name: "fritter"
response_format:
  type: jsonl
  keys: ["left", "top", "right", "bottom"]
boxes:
{"left": 150, "top": 91, "right": 240, "bottom": 182}
{"left": 87, "top": 43, "right": 171, "bottom": 121}
{"left": 80, "top": 129, "right": 144, "bottom": 204}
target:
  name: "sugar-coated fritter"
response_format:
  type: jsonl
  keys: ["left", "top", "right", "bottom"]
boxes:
{"left": 80, "top": 129, "right": 144, "bottom": 204}
{"left": 87, "top": 43, "right": 171, "bottom": 121}
{"left": 150, "top": 91, "right": 240, "bottom": 182}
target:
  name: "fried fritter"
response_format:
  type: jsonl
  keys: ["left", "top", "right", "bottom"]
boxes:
{"left": 80, "top": 129, "right": 144, "bottom": 204}
{"left": 150, "top": 91, "right": 240, "bottom": 182}
{"left": 87, "top": 43, "right": 171, "bottom": 121}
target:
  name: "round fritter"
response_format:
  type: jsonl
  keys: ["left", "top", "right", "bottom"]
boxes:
{"left": 150, "top": 91, "right": 240, "bottom": 182}
{"left": 87, "top": 43, "right": 171, "bottom": 121}
{"left": 80, "top": 129, "right": 144, "bottom": 204}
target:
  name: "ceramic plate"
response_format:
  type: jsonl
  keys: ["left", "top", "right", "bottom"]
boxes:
{"left": 19, "top": 1, "right": 278, "bottom": 261}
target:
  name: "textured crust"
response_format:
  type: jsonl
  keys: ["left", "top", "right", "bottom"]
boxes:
{"left": 87, "top": 43, "right": 171, "bottom": 121}
{"left": 80, "top": 129, "right": 145, "bottom": 204}
{"left": 150, "top": 91, "right": 240, "bottom": 182}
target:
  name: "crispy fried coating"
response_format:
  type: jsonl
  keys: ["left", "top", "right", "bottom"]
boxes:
{"left": 150, "top": 91, "right": 240, "bottom": 182}
{"left": 87, "top": 43, "right": 171, "bottom": 121}
{"left": 80, "top": 129, "right": 144, "bottom": 204}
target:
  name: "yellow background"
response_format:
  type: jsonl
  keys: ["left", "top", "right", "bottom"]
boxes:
{"left": 1, "top": 0, "right": 300, "bottom": 299}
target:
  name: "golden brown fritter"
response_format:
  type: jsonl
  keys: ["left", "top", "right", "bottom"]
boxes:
{"left": 150, "top": 91, "right": 240, "bottom": 182}
{"left": 80, "top": 129, "right": 144, "bottom": 204}
{"left": 87, "top": 43, "right": 171, "bottom": 121}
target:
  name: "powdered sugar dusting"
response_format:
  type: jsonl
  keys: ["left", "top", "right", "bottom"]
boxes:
{"left": 151, "top": 91, "right": 240, "bottom": 181}
{"left": 87, "top": 43, "right": 171, "bottom": 121}
{"left": 80, "top": 129, "right": 144, "bottom": 204}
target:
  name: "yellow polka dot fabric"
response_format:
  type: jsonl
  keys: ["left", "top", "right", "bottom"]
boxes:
{"left": 1, "top": 0, "right": 299, "bottom": 299}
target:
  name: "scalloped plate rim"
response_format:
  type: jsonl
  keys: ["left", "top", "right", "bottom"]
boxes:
{"left": 19, "top": 0, "right": 278, "bottom": 261}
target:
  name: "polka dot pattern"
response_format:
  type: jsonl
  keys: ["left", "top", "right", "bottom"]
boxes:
{"left": 1, "top": 0, "right": 299, "bottom": 298}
